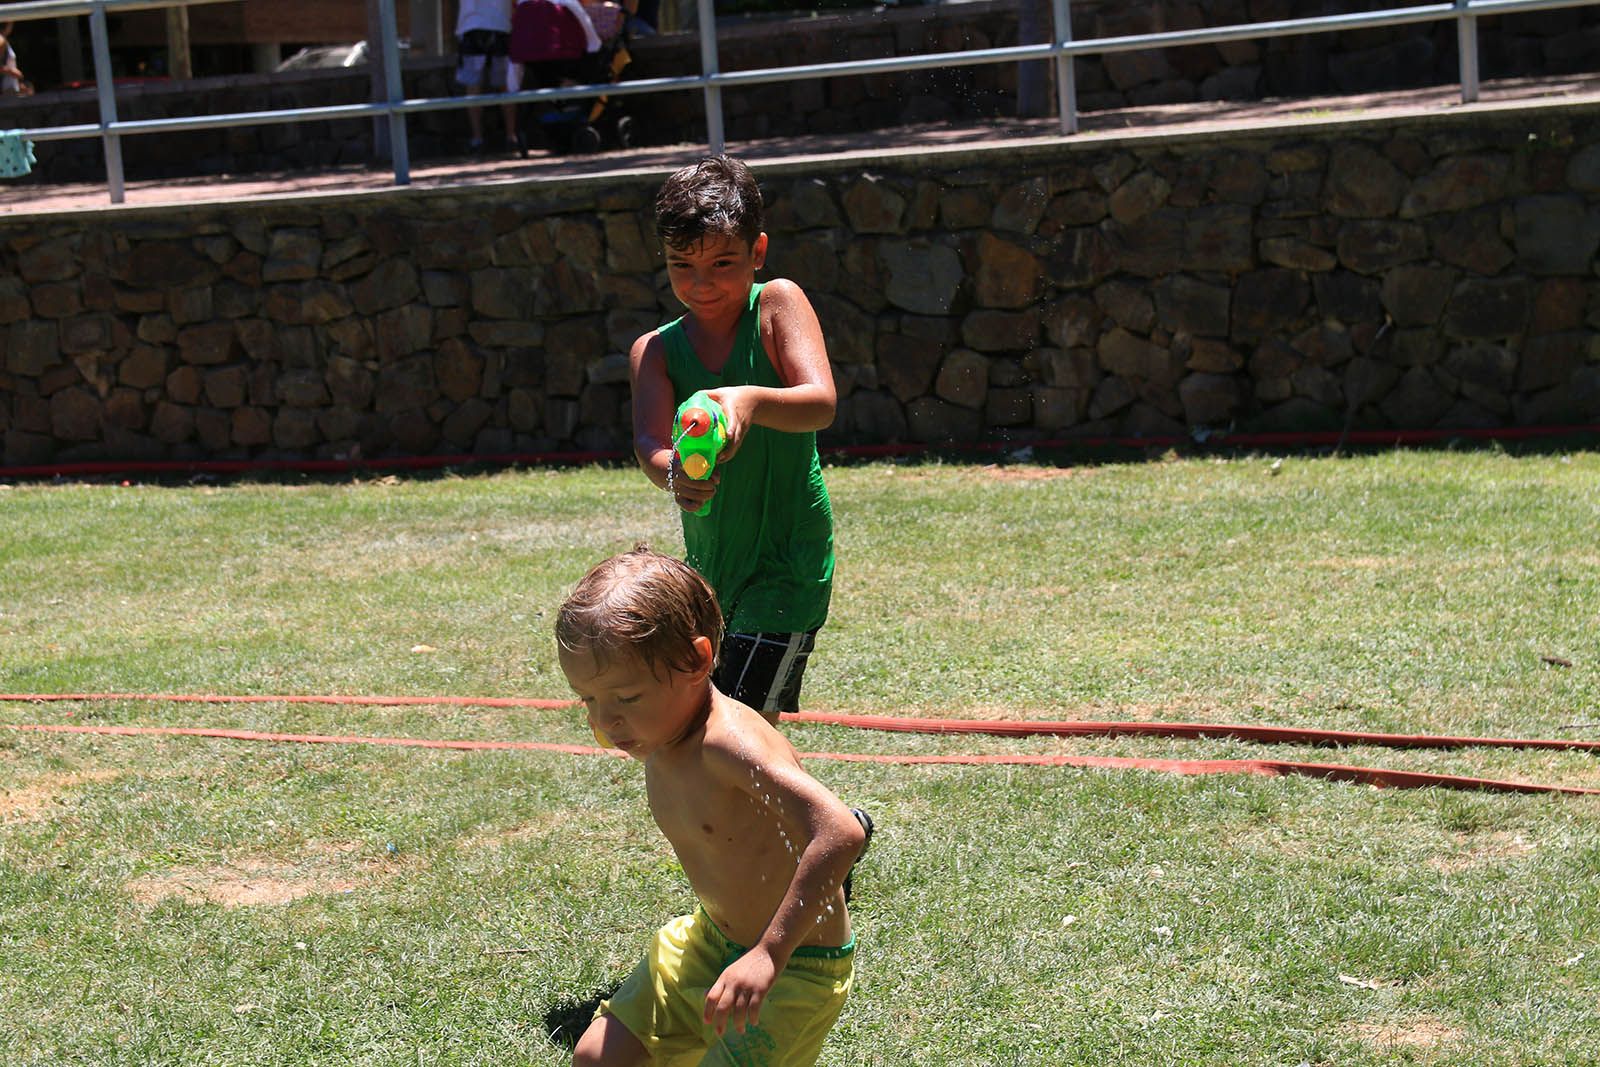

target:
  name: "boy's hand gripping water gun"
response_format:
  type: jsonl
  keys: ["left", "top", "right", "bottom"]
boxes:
{"left": 673, "top": 390, "right": 727, "bottom": 516}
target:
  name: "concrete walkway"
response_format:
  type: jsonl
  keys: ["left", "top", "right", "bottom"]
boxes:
{"left": 3, "top": 73, "right": 1598, "bottom": 217}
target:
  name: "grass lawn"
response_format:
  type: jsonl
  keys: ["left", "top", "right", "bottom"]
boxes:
{"left": 3, "top": 448, "right": 1598, "bottom": 1065}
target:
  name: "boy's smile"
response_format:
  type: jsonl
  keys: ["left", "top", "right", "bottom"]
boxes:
{"left": 559, "top": 640, "right": 714, "bottom": 760}
{"left": 665, "top": 232, "right": 769, "bottom": 326}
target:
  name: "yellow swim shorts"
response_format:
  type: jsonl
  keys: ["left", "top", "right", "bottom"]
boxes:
{"left": 598, "top": 908, "right": 854, "bottom": 1067}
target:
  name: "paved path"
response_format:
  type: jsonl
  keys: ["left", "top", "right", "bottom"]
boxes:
{"left": 3, "top": 73, "right": 1597, "bottom": 217}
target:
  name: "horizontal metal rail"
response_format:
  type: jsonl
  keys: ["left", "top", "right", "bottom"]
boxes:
{"left": 5, "top": 0, "right": 1596, "bottom": 205}
{"left": 0, "top": 0, "right": 232, "bottom": 20}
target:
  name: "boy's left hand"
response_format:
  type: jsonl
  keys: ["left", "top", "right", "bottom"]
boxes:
{"left": 703, "top": 945, "right": 779, "bottom": 1036}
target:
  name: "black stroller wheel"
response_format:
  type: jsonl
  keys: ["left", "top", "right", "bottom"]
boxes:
{"left": 614, "top": 115, "right": 635, "bottom": 149}
{"left": 573, "top": 125, "right": 603, "bottom": 153}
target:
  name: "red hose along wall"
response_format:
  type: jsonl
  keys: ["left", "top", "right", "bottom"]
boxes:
{"left": 4, "top": 692, "right": 1597, "bottom": 796}
{"left": 1, "top": 424, "right": 1595, "bottom": 481}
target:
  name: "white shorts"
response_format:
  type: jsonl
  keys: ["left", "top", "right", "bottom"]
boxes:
{"left": 456, "top": 52, "right": 523, "bottom": 93}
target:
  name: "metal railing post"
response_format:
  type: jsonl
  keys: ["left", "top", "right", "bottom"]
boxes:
{"left": 378, "top": 0, "right": 411, "bottom": 184}
{"left": 1052, "top": 0, "right": 1078, "bottom": 135}
{"left": 87, "top": 1, "right": 125, "bottom": 204}
{"left": 696, "top": 0, "right": 724, "bottom": 154}
{"left": 1456, "top": 0, "right": 1481, "bottom": 103}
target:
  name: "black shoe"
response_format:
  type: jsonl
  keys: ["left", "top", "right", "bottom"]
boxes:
{"left": 843, "top": 808, "right": 873, "bottom": 903}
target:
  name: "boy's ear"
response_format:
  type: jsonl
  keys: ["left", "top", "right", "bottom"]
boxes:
{"left": 691, "top": 635, "right": 716, "bottom": 678}
{"left": 751, "top": 232, "right": 769, "bottom": 271}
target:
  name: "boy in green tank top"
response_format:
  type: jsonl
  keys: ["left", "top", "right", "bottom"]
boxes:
{"left": 628, "top": 155, "right": 838, "bottom": 721}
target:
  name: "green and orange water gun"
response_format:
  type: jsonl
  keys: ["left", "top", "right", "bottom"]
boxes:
{"left": 673, "top": 390, "right": 727, "bottom": 516}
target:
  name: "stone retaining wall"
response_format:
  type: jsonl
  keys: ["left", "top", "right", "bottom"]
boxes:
{"left": 7, "top": 0, "right": 1598, "bottom": 184}
{"left": 3, "top": 100, "right": 1599, "bottom": 467}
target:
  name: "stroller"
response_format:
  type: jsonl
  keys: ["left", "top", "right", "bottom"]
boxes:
{"left": 510, "top": 0, "right": 634, "bottom": 154}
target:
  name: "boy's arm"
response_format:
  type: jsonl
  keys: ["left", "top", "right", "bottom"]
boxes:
{"left": 709, "top": 279, "right": 836, "bottom": 462}
{"left": 629, "top": 331, "right": 717, "bottom": 511}
{"left": 700, "top": 742, "right": 865, "bottom": 1037}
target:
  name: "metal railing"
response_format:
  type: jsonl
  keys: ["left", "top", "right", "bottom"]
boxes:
{"left": 5, "top": 0, "right": 1597, "bottom": 206}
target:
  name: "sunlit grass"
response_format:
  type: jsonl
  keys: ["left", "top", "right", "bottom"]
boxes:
{"left": 3, "top": 448, "right": 1599, "bottom": 1064}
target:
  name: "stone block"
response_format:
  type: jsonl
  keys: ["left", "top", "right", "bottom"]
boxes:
{"left": 1231, "top": 270, "right": 1309, "bottom": 343}
{"left": 1108, "top": 172, "right": 1171, "bottom": 225}
{"left": 61, "top": 314, "right": 113, "bottom": 355}
{"left": 876, "top": 332, "right": 943, "bottom": 403}
{"left": 353, "top": 259, "right": 423, "bottom": 315}
{"left": 375, "top": 357, "right": 437, "bottom": 414}
{"left": 1182, "top": 205, "right": 1254, "bottom": 272}
{"left": 277, "top": 369, "right": 330, "bottom": 408}
{"left": 435, "top": 339, "right": 486, "bottom": 402}
{"left": 842, "top": 176, "right": 908, "bottom": 234}
{"left": 149, "top": 401, "right": 195, "bottom": 444}
{"left": 1043, "top": 296, "right": 1101, "bottom": 350}
{"left": 1380, "top": 265, "right": 1456, "bottom": 327}
{"left": 961, "top": 309, "right": 1041, "bottom": 352}
{"left": 1325, "top": 143, "right": 1406, "bottom": 218}
{"left": 991, "top": 178, "right": 1049, "bottom": 235}
{"left": 442, "top": 398, "right": 494, "bottom": 447}
{"left": 881, "top": 239, "right": 964, "bottom": 315}
{"left": 975, "top": 233, "right": 1043, "bottom": 309}
{"left": 204, "top": 365, "right": 250, "bottom": 408}
{"left": 30, "top": 283, "right": 83, "bottom": 320}
{"left": 1094, "top": 280, "right": 1155, "bottom": 333}
{"left": 103, "top": 388, "right": 147, "bottom": 431}
{"left": 1443, "top": 278, "right": 1531, "bottom": 340}
{"left": 1046, "top": 190, "right": 1107, "bottom": 229}
{"left": 1400, "top": 154, "right": 1511, "bottom": 218}
{"left": 273, "top": 409, "right": 320, "bottom": 450}
{"left": 906, "top": 396, "right": 982, "bottom": 444}
{"left": 841, "top": 390, "right": 907, "bottom": 444}
{"left": 376, "top": 305, "right": 433, "bottom": 362}
{"left": 1336, "top": 220, "right": 1428, "bottom": 274}
{"left": 1259, "top": 237, "right": 1336, "bottom": 272}
{"left": 540, "top": 319, "right": 601, "bottom": 397}
{"left": 1514, "top": 195, "right": 1600, "bottom": 275}
{"left": 935, "top": 349, "right": 989, "bottom": 410}
{"left": 326, "top": 355, "right": 376, "bottom": 409}
{"left": 1517, "top": 333, "right": 1587, "bottom": 392}
{"left": 1530, "top": 279, "right": 1586, "bottom": 335}
{"left": 1154, "top": 275, "right": 1231, "bottom": 337}
{"left": 18, "top": 236, "right": 82, "bottom": 284}
{"left": 812, "top": 294, "right": 874, "bottom": 365}
{"left": 1186, "top": 339, "right": 1244, "bottom": 373}
{"left": 177, "top": 322, "right": 238, "bottom": 365}
{"left": 50, "top": 388, "right": 101, "bottom": 441}
{"left": 985, "top": 387, "right": 1032, "bottom": 427}
{"left": 263, "top": 228, "right": 323, "bottom": 283}
{"left": 1179, "top": 372, "right": 1246, "bottom": 426}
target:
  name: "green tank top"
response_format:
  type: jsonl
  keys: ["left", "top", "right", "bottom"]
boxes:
{"left": 662, "top": 282, "right": 834, "bottom": 634}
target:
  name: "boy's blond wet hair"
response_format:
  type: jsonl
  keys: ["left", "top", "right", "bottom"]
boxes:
{"left": 556, "top": 544, "right": 724, "bottom": 678}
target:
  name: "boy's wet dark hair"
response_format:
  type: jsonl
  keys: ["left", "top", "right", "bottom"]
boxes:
{"left": 653, "top": 155, "right": 764, "bottom": 253}
{"left": 556, "top": 544, "right": 725, "bottom": 678}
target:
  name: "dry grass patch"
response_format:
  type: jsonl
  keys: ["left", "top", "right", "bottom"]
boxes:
{"left": 1351, "top": 1015, "right": 1464, "bottom": 1051}
{"left": 1427, "top": 830, "right": 1537, "bottom": 874}
{"left": 124, "top": 842, "right": 398, "bottom": 908}
{"left": 0, "top": 769, "right": 123, "bottom": 824}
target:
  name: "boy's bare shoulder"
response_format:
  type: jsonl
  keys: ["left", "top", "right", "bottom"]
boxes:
{"left": 758, "top": 276, "right": 813, "bottom": 308}
{"left": 697, "top": 696, "right": 799, "bottom": 783}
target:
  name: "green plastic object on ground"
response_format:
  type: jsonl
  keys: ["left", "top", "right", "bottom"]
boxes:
{"left": 673, "top": 390, "right": 727, "bottom": 516}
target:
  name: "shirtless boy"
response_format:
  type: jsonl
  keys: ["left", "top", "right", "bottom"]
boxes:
{"left": 557, "top": 546, "right": 865, "bottom": 1066}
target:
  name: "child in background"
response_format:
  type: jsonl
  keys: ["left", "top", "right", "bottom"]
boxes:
{"left": 454, "top": 0, "right": 522, "bottom": 153}
{"left": 557, "top": 546, "right": 864, "bottom": 1067}
{"left": 628, "top": 155, "right": 836, "bottom": 720}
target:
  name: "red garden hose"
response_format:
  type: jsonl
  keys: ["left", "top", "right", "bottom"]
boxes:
{"left": 4, "top": 691, "right": 1597, "bottom": 796}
